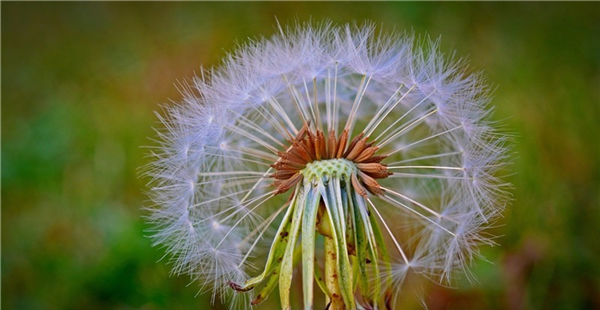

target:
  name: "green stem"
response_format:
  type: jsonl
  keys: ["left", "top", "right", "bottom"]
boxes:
{"left": 319, "top": 203, "right": 345, "bottom": 310}
{"left": 324, "top": 234, "right": 345, "bottom": 310}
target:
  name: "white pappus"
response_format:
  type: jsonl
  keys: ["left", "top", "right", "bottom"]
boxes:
{"left": 144, "top": 20, "right": 511, "bottom": 310}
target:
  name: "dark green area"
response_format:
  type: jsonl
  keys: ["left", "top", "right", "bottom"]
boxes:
{"left": 2, "top": 2, "right": 599, "bottom": 309}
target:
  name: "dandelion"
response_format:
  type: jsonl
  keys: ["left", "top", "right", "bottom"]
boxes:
{"left": 145, "top": 21, "right": 511, "bottom": 310}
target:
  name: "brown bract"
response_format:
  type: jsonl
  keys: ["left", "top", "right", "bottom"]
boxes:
{"left": 270, "top": 123, "right": 392, "bottom": 196}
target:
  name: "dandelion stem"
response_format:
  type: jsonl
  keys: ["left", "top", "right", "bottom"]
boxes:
{"left": 321, "top": 208, "right": 345, "bottom": 310}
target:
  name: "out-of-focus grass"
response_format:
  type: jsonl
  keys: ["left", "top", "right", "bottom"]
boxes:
{"left": 2, "top": 2, "right": 598, "bottom": 309}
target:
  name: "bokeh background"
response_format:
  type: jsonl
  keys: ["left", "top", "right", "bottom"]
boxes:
{"left": 2, "top": 2, "right": 599, "bottom": 310}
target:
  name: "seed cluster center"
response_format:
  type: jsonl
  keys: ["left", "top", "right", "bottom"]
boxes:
{"left": 302, "top": 158, "right": 356, "bottom": 185}
{"left": 271, "top": 123, "right": 392, "bottom": 196}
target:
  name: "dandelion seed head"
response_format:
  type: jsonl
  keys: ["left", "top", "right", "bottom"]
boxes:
{"left": 144, "top": 20, "right": 511, "bottom": 309}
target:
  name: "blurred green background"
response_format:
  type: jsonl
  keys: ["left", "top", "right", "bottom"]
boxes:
{"left": 2, "top": 2, "right": 599, "bottom": 309}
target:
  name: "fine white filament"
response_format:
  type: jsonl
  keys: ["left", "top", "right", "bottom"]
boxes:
{"left": 144, "top": 21, "right": 511, "bottom": 309}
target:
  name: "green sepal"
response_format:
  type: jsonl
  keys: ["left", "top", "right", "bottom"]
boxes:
{"left": 313, "top": 257, "right": 330, "bottom": 298}
{"left": 349, "top": 188, "right": 371, "bottom": 305}
{"left": 301, "top": 186, "right": 321, "bottom": 310}
{"left": 319, "top": 178, "right": 356, "bottom": 309}
{"left": 250, "top": 267, "right": 280, "bottom": 305}
{"left": 229, "top": 186, "right": 299, "bottom": 292}
{"left": 351, "top": 190, "right": 382, "bottom": 307}
{"left": 279, "top": 186, "right": 306, "bottom": 310}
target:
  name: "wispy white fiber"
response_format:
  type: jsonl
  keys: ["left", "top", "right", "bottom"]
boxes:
{"left": 144, "top": 20, "right": 511, "bottom": 309}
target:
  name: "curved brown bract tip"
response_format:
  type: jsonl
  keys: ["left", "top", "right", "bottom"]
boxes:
{"left": 271, "top": 128, "right": 390, "bottom": 196}
{"left": 228, "top": 281, "right": 253, "bottom": 292}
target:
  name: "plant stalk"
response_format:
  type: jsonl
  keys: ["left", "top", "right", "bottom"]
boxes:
{"left": 324, "top": 235, "right": 345, "bottom": 310}
{"left": 318, "top": 202, "right": 345, "bottom": 310}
